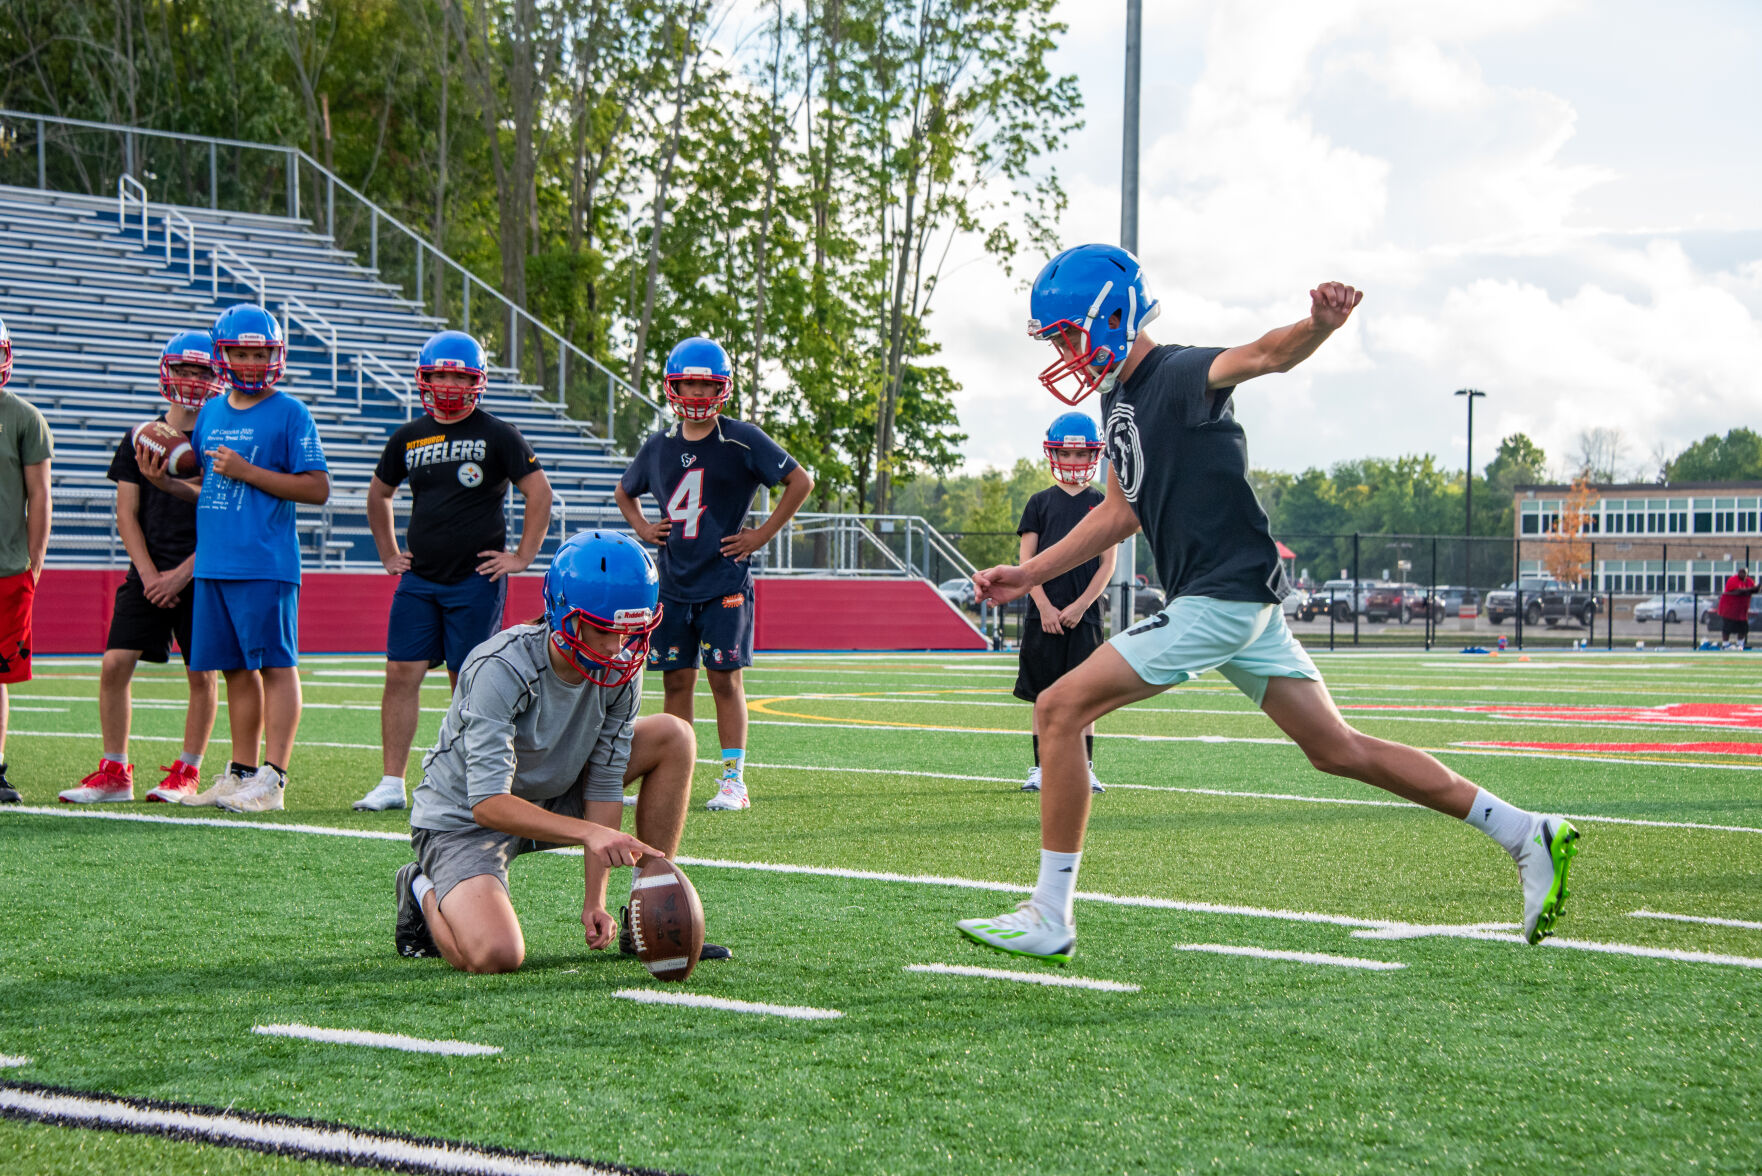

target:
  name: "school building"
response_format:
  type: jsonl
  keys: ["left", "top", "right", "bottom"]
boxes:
{"left": 1514, "top": 482, "right": 1762, "bottom": 593}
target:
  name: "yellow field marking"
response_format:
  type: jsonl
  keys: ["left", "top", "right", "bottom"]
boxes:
{"left": 745, "top": 695, "right": 1027, "bottom": 734}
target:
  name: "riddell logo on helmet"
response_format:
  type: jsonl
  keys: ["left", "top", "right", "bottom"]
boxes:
{"left": 235, "top": 333, "right": 267, "bottom": 344}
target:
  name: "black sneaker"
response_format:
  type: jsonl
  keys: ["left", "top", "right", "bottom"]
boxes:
{"left": 394, "top": 862, "right": 438, "bottom": 959}
{"left": 0, "top": 764, "right": 17, "bottom": 804}
{"left": 619, "top": 904, "right": 731, "bottom": 961}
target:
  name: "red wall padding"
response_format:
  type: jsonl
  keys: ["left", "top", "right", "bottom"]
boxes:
{"left": 32, "top": 570, "right": 985, "bottom": 655}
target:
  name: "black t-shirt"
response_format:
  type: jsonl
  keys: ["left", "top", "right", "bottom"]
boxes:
{"left": 374, "top": 410, "right": 541, "bottom": 585}
{"left": 107, "top": 419, "right": 197, "bottom": 577}
{"left": 1018, "top": 483, "right": 1106, "bottom": 624}
{"left": 619, "top": 417, "right": 798, "bottom": 602}
{"left": 1101, "top": 344, "right": 1287, "bottom": 603}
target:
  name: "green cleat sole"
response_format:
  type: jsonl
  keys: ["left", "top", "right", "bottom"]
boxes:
{"left": 1530, "top": 822, "right": 1580, "bottom": 944}
{"left": 956, "top": 925, "right": 1072, "bottom": 966}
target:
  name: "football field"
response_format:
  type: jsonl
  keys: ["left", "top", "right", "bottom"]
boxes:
{"left": 1, "top": 650, "right": 1759, "bottom": 1174}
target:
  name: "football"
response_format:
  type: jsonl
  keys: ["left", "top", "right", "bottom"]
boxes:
{"left": 627, "top": 855, "right": 706, "bottom": 983}
{"left": 132, "top": 419, "right": 200, "bottom": 476}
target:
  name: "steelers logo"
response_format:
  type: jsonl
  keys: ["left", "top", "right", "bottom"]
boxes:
{"left": 457, "top": 462, "right": 484, "bottom": 488}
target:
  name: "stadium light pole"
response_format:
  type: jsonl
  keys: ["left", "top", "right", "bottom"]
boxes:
{"left": 1111, "top": 0, "right": 1143, "bottom": 637}
{"left": 1456, "top": 388, "right": 1486, "bottom": 589}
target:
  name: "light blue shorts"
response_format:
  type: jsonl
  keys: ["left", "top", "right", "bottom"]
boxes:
{"left": 1109, "top": 597, "right": 1321, "bottom": 705}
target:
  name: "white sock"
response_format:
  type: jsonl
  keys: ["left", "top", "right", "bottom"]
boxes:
{"left": 1030, "top": 849, "right": 1082, "bottom": 925}
{"left": 411, "top": 872, "right": 435, "bottom": 909}
{"left": 379, "top": 774, "right": 405, "bottom": 791}
{"left": 1464, "top": 787, "right": 1532, "bottom": 857}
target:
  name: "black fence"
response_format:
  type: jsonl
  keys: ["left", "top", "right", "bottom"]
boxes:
{"left": 945, "top": 530, "right": 1760, "bottom": 652}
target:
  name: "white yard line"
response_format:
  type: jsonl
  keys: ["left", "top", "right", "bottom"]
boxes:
{"left": 1629, "top": 910, "right": 1762, "bottom": 931}
{"left": 0, "top": 1084, "right": 632, "bottom": 1175}
{"left": 1174, "top": 944, "right": 1405, "bottom": 971}
{"left": 611, "top": 990, "right": 841, "bottom": 1020}
{"left": 252, "top": 1023, "right": 501, "bottom": 1056}
{"left": 904, "top": 963, "right": 1139, "bottom": 992}
{"left": 0, "top": 1056, "right": 28, "bottom": 1068}
{"left": 1345, "top": 926, "right": 1762, "bottom": 968}
{"left": 3, "top": 807, "right": 1755, "bottom": 969}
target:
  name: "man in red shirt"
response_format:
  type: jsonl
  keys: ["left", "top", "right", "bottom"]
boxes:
{"left": 1717, "top": 568, "right": 1756, "bottom": 650}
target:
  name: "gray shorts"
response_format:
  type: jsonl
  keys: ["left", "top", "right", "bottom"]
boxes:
{"left": 410, "top": 783, "right": 588, "bottom": 907}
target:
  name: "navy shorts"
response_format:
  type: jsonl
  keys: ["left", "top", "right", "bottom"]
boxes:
{"left": 191, "top": 578, "right": 299, "bottom": 672}
{"left": 649, "top": 587, "right": 754, "bottom": 672}
{"left": 387, "top": 571, "right": 508, "bottom": 672}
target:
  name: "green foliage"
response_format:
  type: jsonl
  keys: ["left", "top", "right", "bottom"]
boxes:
{"left": 1667, "top": 428, "right": 1762, "bottom": 483}
{"left": 0, "top": 0, "right": 1073, "bottom": 510}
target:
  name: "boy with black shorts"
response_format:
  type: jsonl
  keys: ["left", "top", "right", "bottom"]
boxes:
{"left": 138, "top": 304, "right": 330, "bottom": 815}
{"left": 614, "top": 336, "right": 813, "bottom": 812}
{"left": 61, "top": 331, "right": 221, "bottom": 803}
{"left": 353, "top": 330, "right": 551, "bottom": 813}
{"left": 1015, "top": 412, "right": 1112, "bottom": 795}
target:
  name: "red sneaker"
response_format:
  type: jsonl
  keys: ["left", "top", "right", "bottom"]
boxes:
{"left": 59, "top": 759, "right": 135, "bottom": 804}
{"left": 145, "top": 760, "right": 201, "bottom": 803}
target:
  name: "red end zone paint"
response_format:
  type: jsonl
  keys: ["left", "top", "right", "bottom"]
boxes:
{"left": 1469, "top": 741, "right": 1762, "bottom": 757}
{"left": 1348, "top": 703, "right": 1762, "bottom": 729}
{"left": 32, "top": 570, "right": 986, "bottom": 654}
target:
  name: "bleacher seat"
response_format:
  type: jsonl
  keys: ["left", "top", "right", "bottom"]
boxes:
{"left": 0, "top": 184, "right": 630, "bottom": 566}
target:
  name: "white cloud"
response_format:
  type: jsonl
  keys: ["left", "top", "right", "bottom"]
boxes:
{"left": 939, "top": 0, "right": 1762, "bottom": 483}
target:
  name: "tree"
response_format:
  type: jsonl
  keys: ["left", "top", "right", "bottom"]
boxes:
{"left": 1667, "top": 428, "right": 1762, "bottom": 483}
{"left": 1571, "top": 427, "right": 1630, "bottom": 483}
{"left": 1543, "top": 475, "right": 1595, "bottom": 585}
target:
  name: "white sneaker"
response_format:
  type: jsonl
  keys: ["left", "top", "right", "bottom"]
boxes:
{"left": 1088, "top": 762, "right": 1105, "bottom": 794}
{"left": 219, "top": 766, "right": 286, "bottom": 813}
{"left": 706, "top": 776, "right": 749, "bottom": 811}
{"left": 1514, "top": 815, "right": 1580, "bottom": 944}
{"left": 956, "top": 900, "right": 1075, "bottom": 964}
{"left": 622, "top": 791, "right": 639, "bottom": 808}
{"left": 1021, "top": 766, "right": 1042, "bottom": 792}
{"left": 353, "top": 778, "right": 407, "bottom": 812}
{"left": 182, "top": 770, "right": 244, "bottom": 807}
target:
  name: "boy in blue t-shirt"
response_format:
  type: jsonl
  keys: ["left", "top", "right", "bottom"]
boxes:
{"left": 138, "top": 304, "right": 329, "bottom": 814}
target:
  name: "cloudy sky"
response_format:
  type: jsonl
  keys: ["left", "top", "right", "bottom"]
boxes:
{"left": 932, "top": 0, "right": 1762, "bottom": 479}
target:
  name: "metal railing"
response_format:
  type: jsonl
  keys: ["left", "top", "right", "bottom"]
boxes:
{"left": 161, "top": 206, "right": 196, "bottom": 280}
{"left": 354, "top": 351, "right": 418, "bottom": 417}
{"left": 116, "top": 174, "right": 147, "bottom": 242}
{"left": 281, "top": 295, "right": 339, "bottom": 392}
{"left": 1, "top": 108, "right": 661, "bottom": 445}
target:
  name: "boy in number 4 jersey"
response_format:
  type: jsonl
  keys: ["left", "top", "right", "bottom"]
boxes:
{"left": 615, "top": 337, "right": 813, "bottom": 811}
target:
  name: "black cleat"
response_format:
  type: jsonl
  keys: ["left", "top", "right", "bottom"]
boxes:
{"left": 0, "top": 764, "right": 18, "bottom": 804}
{"left": 394, "top": 862, "right": 438, "bottom": 959}
{"left": 620, "top": 904, "right": 730, "bottom": 961}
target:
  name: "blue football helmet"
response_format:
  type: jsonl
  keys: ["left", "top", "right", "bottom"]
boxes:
{"left": 1044, "top": 411, "right": 1103, "bottom": 485}
{"left": 1026, "top": 244, "right": 1160, "bottom": 404}
{"left": 663, "top": 336, "right": 732, "bottom": 420}
{"left": 416, "top": 330, "right": 487, "bottom": 419}
{"left": 0, "top": 314, "right": 10, "bottom": 388}
{"left": 158, "top": 330, "right": 222, "bottom": 408}
{"left": 543, "top": 530, "right": 663, "bottom": 687}
{"left": 211, "top": 303, "right": 285, "bottom": 392}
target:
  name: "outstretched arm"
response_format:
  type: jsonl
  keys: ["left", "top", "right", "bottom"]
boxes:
{"left": 1207, "top": 282, "right": 1362, "bottom": 390}
{"left": 974, "top": 468, "right": 1139, "bottom": 605}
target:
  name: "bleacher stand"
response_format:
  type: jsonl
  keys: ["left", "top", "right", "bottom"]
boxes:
{"left": 0, "top": 183, "right": 630, "bottom": 569}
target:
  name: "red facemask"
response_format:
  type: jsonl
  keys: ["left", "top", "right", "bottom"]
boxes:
{"left": 1045, "top": 443, "right": 1102, "bottom": 485}
{"left": 549, "top": 607, "right": 662, "bottom": 688}
{"left": 159, "top": 355, "right": 223, "bottom": 408}
{"left": 417, "top": 366, "right": 486, "bottom": 418}
{"left": 1033, "top": 320, "right": 1113, "bottom": 405}
{"left": 665, "top": 377, "right": 731, "bottom": 421}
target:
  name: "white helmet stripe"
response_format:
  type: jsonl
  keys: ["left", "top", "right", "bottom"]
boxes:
{"left": 1081, "top": 280, "right": 1114, "bottom": 336}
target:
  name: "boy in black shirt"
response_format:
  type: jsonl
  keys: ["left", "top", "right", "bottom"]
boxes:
{"left": 1015, "top": 412, "right": 1112, "bottom": 794}
{"left": 964, "top": 245, "right": 1579, "bottom": 963}
{"left": 354, "top": 331, "right": 553, "bottom": 813}
{"left": 61, "top": 331, "right": 221, "bottom": 804}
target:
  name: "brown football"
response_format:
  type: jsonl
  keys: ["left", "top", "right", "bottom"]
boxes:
{"left": 627, "top": 855, "right": 706, "bottom": 983}
{"left": 132, "top": 420, "right": 200, "bottom": 476}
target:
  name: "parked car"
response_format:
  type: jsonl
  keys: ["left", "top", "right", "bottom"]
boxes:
{"left": 1699, "top": 596, "right": 1762, "bottom": 630}
{"left": 937, "top": 577, "right": 976, "bottom": 610}
{"left": 1281, "top": 587, "right": 1313, "bottom": 621}
{"left": 1484, "top": 578, "right": 1599, "bottom": 627}
{"left": 1432, "top": 586, "right": 1481, "bottom": 616}
{"left": 1634, "top": 593, "right": 1697, "bottom": 624}
{"left": 1315, "top": 578, "right": 1367, "bottom": 622}
{"left": 1127, "top": 584, "right": 1166, "bottom": 619}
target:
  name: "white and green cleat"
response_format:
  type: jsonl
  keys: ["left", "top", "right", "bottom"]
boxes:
{"left": 956, "top": 901, "right": 1075, "bottom": 965}
{"left": 1516, "top": 816, "right": 1580, "bottom": 944}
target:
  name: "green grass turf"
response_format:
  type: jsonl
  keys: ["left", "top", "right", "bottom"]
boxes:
{"left": 1, "top": 650, "right": 1760, "bottom": 1173}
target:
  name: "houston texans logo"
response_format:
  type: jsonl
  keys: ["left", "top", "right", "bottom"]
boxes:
{"left": 681, "top": 453, "right": 696, "bottom": 468}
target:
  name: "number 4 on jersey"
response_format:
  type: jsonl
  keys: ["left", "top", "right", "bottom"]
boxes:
{"left": 667, "top": 469, "right": 706, "bottom": 539}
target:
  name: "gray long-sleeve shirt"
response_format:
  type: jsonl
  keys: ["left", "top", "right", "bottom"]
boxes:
{"left": 410, "top": 624, "right": 640, "bottom": 831}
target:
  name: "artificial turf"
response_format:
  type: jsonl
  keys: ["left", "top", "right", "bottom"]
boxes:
{"left": 1, "top": 650, "right": 1758, "bottom": 1174}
